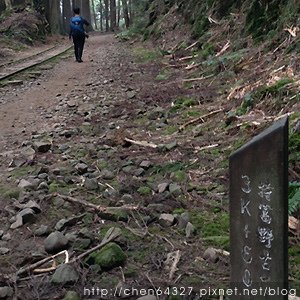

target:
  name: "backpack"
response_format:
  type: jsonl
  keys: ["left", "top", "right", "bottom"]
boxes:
{"left": 70, "top": 16, "right": 85, "bottom": 34}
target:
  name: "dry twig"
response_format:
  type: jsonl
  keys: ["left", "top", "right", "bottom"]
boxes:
{"left": 185, "top": 63, "right": 201, "bottom": 70}
{"left": 195, "top": 144, "right": 219, "bottom": 152}
{"left": 185, "top": 41, "right": 198, "bottom": 51}
{"left": 70, "top": 227, "right": 121, "bottom": 263}
{"left": 216, "top": 41, "right": 230, "bottom": 57}
{"left": 55, "top": 193, "right": 139, "bottom": 212}
{"left": 182, "top": 74, "right": 214, "bottom": 83}
{"left": 179, "top": 108, "right": 223, "bottom": 131}
{"left": 208, "top": 16, "right": 220, "bottom": 25}
{"left": 284, "top": 26, "right": 299, "bottom": 37}
{"left": 124, "top": 137, "right": 158, "bottom": 149}
{"left": 17, "top": 250, "right": 69, "bottom": 278}
{"left": 168, "top": 250, "right": 181, "bottom": 280}
{"left": 178, "top": 54, "right": 199, "bottom": 61}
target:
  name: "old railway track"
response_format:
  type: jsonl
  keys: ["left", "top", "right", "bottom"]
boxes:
{"left": 0, "top": 44, "right": 73, "bottom": 82}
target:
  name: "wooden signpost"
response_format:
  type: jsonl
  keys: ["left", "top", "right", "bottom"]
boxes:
{"left": 230, "top": 117, "right": 289, "bottom": 299}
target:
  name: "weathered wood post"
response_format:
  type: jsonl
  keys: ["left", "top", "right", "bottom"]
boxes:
{"left": 230, "top": 117, "right": 289, "bottom": 299}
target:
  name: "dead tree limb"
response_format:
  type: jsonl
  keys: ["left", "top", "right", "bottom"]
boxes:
{"left": 70, "top": 227, "right": 121, "bottom": 263}
{"left": 185, "top": 63, "right": 201, "bottom": 70}
{"left": 182, "top": 74, "right": 214, "bottom": 82}
{"left": 16, "top": 229, "right": 121, "bottom": 279}
{"left": 17, "top": 250, "right": 69, "bottom": 277}
{"left": 185, "top": 41, "right": 198, "bottom": 51}
{"left": 124, "top": 137, "right": 158, "bottom": 149}
{"left": 56, "top": 193, "right": 139, "bottom": 212}
{"left": 169, "top": 250, "right": 181, "bottom": 280}
{"left": 179, "top": 109, "right": 223, "bottom": 131}
{"left": 178, "top": 54, "right": 199, "bottom": 61}
{"left": 195, "top": 144, "right": 219, "bottom": 152}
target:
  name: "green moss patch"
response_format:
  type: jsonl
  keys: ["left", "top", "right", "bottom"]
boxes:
{"left": 191, "top": 211, "right": 230, "bottom": 250}
{"left": 86, "top": 242, "right": 126, "bottom": 270}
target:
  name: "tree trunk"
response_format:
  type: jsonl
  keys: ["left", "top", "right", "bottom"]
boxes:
{"left": 110, "top": 0, "right": 116, "bottom": 31}
{"left": 122, "top": 0, "right": 130, "bottom": 28}
{"left": 128, "top": 0, "right": 132, "bottom": 21}
{"left": 91, "top": 0, "right": 98, "bottom": 30}
{"left": 72, "top": 0, "right": 81, "bottom": 9}
{"left": 104, "top": 0, "right": 109, "bottom": 31}
{"left": 47, "top": 0, "right": 62, "bottom": 34}
{"left": 82, "top": 0, "right": 92, "bottom": 28}
{"left": 62, "top": 0, "right": 72, "bottom": 34}
{"left": 99, "top": 0, "right": 103, "bottom": 31}
{"left": 117, "top": 0, "right": 121, "bottom": 27}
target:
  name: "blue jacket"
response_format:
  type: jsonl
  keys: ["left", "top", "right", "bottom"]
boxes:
{"left": 69, "top": 16, "right": 89, "bottom": 37}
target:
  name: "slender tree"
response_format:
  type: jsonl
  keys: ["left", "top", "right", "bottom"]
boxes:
{"left": 62, "top": 0, "right": 72, "bottom": 34}
{"left": 91, "top": 0, "right": 98, "bottom": 29}
{"left": 128, "top": 0, "right": 132, "bottom": 21}
{"left": 122, "top": 0, "right": 130, "bottom": 28}
{"left": 99, "top": 0, "right": 103, "bottom": 31}
{"left": 82, "top": 0, "right": 92, "bottom": 27}
{"left": 117, "top": 0, "right": 121, "bottom": 27}
{"left": 46, "top": 0, "right": 62, "bottom": 34}
{"left": 110, "top": 0, "right": 116, "bottom": 31}
{"left": 104, "top": 0, "right": 109, "bottom": 31}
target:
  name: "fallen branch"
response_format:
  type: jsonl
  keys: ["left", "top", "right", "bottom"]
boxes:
{"left": 17, "top": 250, "right": 69, "bottom": 277}
{"left": 214, "top": 248, "right": 230, "bottom": 257}
{"left": 273, "top": 38, "right": 288, "bottom": 54}
{"left": 55, "top": 193, "right": 139, "bottom": 212}
{"left": 33, "top": 261, "right": 57, "bottom": 274}
{"left": 216, "top": 41, "right": 230, "bottom": 57}
{"left": 185, "top": 41, "right": 198, "bottom": 51}
{"left": 157, "top": 234, "right": 175, "bottom": 250}
{"left": 125, "top": 226, "right": 148, "bottom": 238}
{"left": 170, "top": 41, "right": 185, "bottom": 53}
{"left": 179, "top": 108, "right": 223, "bottom": 131}
{"left": 178, "top": 54, "right": 199, "bottom": 61}
{"left": 124, "top": 137, "right": 158, "bottom": 149}
{"left": 161, "top": 74, "right": 215, "bottom": 86}
{"left": 18, "top": 228, "right": 122, "bottom": 279}
{"left": 195, "top": 144, "right": 219, "bottom": 152}
{"left": 163, "top": 62, "right": 185, "bottom": 69}
{"left": 182, "top": 74, "right": 214, "bottom": 83}
{"left": 169, "top": 250, "right": 181, "bottom": 280}
{"left": 185, "top": 63, "right": 201, "bottom": 70}
{"left": 284, "top": 26, "right": 299, "bottom": 37}
{"left": 208, "top": 16, "right": 220, "bottom": 25}
{"left": 70, "top": 227, "right": 121, "bottom": 263}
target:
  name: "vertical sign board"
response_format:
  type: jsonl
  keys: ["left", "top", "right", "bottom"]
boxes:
{"left": 229, "top": 117, "right": 288, "bottom": 299}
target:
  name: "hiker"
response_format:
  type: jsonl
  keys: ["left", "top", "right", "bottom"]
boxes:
{"left": 69, "top": 7, "right": 89, "bottom": 63}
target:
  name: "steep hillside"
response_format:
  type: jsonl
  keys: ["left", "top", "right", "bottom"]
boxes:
{"left": 0, "top": 5, "right": 48, "bottom": 58}
{"left": 143, "top": 0, "right": 300, "bottom": 43}
{"left": 123, "top": 0, "right": 300, "bottom": 291}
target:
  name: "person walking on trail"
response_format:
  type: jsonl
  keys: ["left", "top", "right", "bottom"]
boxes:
{"left": 69, "top": 7, "right": 89, "bottom": 63}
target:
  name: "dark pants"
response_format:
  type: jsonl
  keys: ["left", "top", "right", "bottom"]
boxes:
{"left": 72, "top": 34, "right": 85, "bottom": 61}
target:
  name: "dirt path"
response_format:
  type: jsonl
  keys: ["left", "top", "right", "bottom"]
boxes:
{"left": 0, "top": 34, "right": 116, "bottom": 152}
